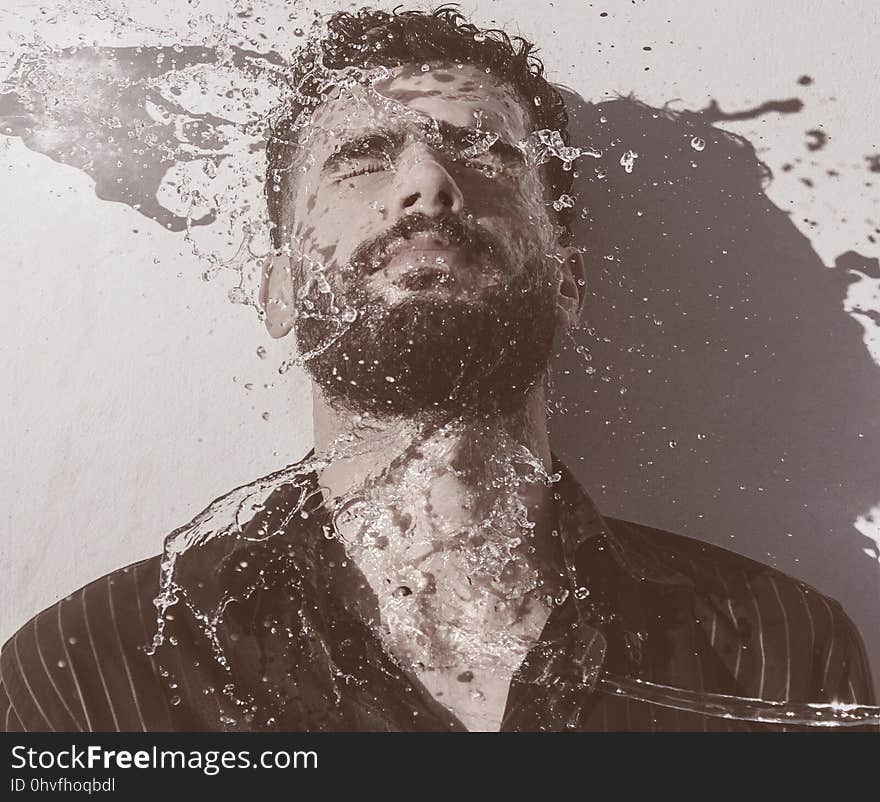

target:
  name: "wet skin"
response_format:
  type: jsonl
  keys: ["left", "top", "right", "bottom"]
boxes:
{"left": 262, "top": 60, "right": 578, "bottom": 328}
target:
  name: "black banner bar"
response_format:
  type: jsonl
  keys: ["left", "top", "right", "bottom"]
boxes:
{"left": 2, "top": 731, "right": 878, "bottom": 795}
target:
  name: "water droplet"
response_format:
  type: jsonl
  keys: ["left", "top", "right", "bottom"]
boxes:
{"left": 56, "top": 659, "right": 67, "bottom": 669}
{"left": 668, "top": 440, "right": 677, "bottom": 449}
{"left": 552, "top": 193, "right": 574, "bottom": 211}
{"left": 690, "top": 136, "right": 706, "bottom": 152}
{"left": 620, "top": 149, "right": 639, "bottom": 173}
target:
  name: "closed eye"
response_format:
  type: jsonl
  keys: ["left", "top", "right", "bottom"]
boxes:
{"left": 459, "top": 141, "right": 524, "bottom": 174}
{"left": 461, "top": 151, "right": 515, "bottom": 177}
{"left": 336, "top": 161, "right": 389, "bottom": 181}
{"left": 484, "top": 140, "right": 525, "bottom": 166}
{"left": 323, "top": 130, "right": 402, "bottom": 174}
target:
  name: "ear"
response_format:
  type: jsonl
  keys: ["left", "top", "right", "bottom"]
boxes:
{"left": 259, "top": 254, "right": 297, "bottom": 338}
{"left": 554, "top": 245, "right": 586, "bottom": 332}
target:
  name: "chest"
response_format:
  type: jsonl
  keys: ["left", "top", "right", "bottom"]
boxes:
{"left": 334, "top": 509, "right": 559, "bottom": 728}
{"left": 412, "top": 665, "right": 518, "bottom": 732}
{"left": 368, "top": 581, "right": 553, "bottom": 731}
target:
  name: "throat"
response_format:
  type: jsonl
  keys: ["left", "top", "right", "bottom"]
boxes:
{"left": 326, "top": 421, "right": 568, "bottom": 676}
{"left": 314, "top": 394, "right": 571, "bottom": 726}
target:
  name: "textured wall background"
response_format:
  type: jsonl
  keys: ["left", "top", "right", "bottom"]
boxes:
{"left": 1, "top": 0, "right": 878, "bottom": 692}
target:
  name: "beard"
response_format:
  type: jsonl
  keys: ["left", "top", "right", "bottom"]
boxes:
{"left": 294, "top": 216, "right": 559, "bottom": 419}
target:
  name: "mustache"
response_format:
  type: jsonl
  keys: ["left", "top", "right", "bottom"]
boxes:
{"left": 347, "top": 213, "right": 507, "bottom": 275}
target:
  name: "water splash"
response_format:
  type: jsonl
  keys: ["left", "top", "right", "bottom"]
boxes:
{"left": 619, "top": 148, "right": 638, "bottom": 173}
{"left": 600, "top": 675, "right": 880, "bottom": 728}
{"left": 145, "top": 455, "right": 322, "bottom": 658}
{"left": 519, "top": 127, "right": 601, "bottom": 172}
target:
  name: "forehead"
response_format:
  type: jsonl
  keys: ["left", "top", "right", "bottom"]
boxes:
{"left": 305, "top": 61, "right": 534, "bottom": 149}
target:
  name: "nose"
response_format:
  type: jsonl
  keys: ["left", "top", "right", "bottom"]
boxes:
{"left": 394, "top": 144, "right": 464, "bottom": 217}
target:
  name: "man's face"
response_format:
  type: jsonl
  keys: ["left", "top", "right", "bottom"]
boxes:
{"left": 264, "top": 61, "right": 581, "bottom": 417}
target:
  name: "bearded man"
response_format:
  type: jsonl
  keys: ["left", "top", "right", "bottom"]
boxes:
{"left": 1, "top": 6, "right": 875, "bottom": 733}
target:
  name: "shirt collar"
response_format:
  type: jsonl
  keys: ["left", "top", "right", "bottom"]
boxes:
{"left": 550, "top": 454, "right": 694, "bottom": 592}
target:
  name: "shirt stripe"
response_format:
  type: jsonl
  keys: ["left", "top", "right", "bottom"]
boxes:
{"left": 107, "top": 578, "right": 147, "bottom": 732}
{"left": 768, "top": 577, "right": 792, "bottom": 701}
{"left": 33, "top": 614, "right": 83, "bottom": 731}
{"left": 81, "top": 586, "right": 121, "bottom": 731}
{"left": 12, "top": 631, "right": 54, "bottom": 731}
{"left": 58, "top": 601, "right": 93, "bottom": 731}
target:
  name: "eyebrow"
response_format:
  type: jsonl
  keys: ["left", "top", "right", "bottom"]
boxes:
{"left": 321, "top": 120, "right": 524, "bottom": 173}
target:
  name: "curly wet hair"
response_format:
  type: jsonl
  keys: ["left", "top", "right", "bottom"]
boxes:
{"left": 265, "top": 4, "right": 573, "bottom": 249}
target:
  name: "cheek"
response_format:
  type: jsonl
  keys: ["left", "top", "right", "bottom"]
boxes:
{"left": 518, "top": 173, "right": 558, "bottom": 229}
{"left": 293, "top": 184, "right": 385, "bottom": 263}
{"left": 492, "top": 176, "right": 557, "bottom": 252}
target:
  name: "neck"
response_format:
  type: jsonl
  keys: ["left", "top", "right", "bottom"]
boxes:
{"left": 310, "top": 382, "right": 567, "bottom": 675}
{"left": 312, "top": 382, "right": 555, "bottom": 509}
{"left": 311, "top": 383, "right": 565, "bottom": 601}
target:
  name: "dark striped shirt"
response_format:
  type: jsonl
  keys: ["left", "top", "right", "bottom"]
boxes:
{"left": 2, "top": 460, "right": 875, "bottom": 732}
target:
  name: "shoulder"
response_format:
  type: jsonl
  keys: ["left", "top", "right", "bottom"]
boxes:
{"left": 604, "top": 517, "right": 876, "bottom": 705}
{"left": 0, "top": 556, "right": 170, "bottom": 732}
{"left": 606, "top": 514, "right": 837, "bottom": 599}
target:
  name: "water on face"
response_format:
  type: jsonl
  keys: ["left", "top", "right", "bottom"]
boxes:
{"left": 3, "top": 5, "right": 878, "bottom": 729}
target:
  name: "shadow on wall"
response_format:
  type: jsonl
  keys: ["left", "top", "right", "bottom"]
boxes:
{"left": 0, "top": 45, "right": 285, "bottom": 231}
{"left": 1, "top": 48, "right": 877, "bottom": 686}
{"left": 550, "top": 90, "right": 880, "bottom": 684}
